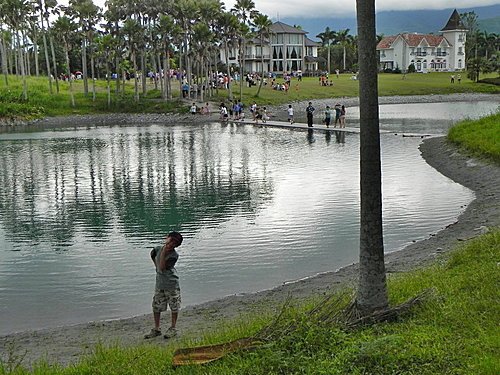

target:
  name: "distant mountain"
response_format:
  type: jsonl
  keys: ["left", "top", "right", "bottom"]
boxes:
{"left": 478, "top": 16, "right": 500, "bottom": 34}
{"left": 281, "top": 4, "right": 500, "bottom": 40}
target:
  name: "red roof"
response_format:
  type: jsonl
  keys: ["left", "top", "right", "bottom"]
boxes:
{"left": 377, "top": 33, "right": 450, "bottom": 49}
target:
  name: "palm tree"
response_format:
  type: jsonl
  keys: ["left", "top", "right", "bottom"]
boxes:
{"left": 53, "top": 15, "right": 77, "bottom": 107}
{"left": 336, "top": 28, "right": 352, "bottom": 71}
{"left": 0, "top": 28, "right": 10, "bottom": 85}
{"left": 122, "top": 18, "right": 142, "bottom": 102}
{"left": 3, "top": 0, "right": 30, "bottom": 99}
{"left": 316, "top": 27, "right": 336, "bottom": 73}
{"left": 231, "top": 0, "right": 257, "bottom": 100}
{"left": 217, "top": 11, "right": 239, "bottom": 100}
{"left": 95, "top": 33, "right": 114, "bottom": 107}
{"left": 34, "top": 0, "right": 53, "bottom": 93}
{"left": 68, "top": 0, "right": 100, "bottom": 97}
{"left": 253, "top": 12, "right": 272, "bottom": 97}
{"left": 172, "top": 0, "right": 199, "bottom": 96}
{"left": 45, "top": 0, "right": 60, "bottom": 93}
{"left": 355, "top": 0, "right": 388, "bottom": 316}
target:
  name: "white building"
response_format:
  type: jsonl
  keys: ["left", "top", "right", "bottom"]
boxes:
{"left": 377, "top": 9, "right": 467, "bottom": 72}
{"left": 219, "top": 21, "right": 321, "bottom": 75}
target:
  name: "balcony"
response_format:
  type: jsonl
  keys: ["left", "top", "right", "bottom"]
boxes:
{"left": 244, "top": 54, "right": 271, "bottom": 60}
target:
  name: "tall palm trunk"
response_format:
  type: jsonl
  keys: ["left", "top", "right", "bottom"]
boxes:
{"left": 355, "top": 0, "right": 388, "bottom": 316}
{"left": 33, "top": 38, "right": 40, "bottom": 76}
{"left": 343, "top": 45, "right": 347, "bottom": 71}
{"left": 82, "top": 37, "right": 88, "bottom": 95}
{"left": 16, "top": 31, "right": 28, "bottom": 100}
{"left": 0, "top": 32, "right": 9, "bottom": 85}
{"left": 327, "top": 42, "right": 331, "bottom": 74}
{"left": 106, "top": 56, "right": 111, "bottom": 107}
{"left": 49, "top": 35, "right": 59, "bottom": 92}
{"left": 64, "top": 40, "right": 75, "bottom": 107}
{"left": 239, "top": 39, "right": 244, "bottom": 100}
{"left": 0, "top": 29, "right": 9, "bottom": 86}
{"left": 141, "top": 51, "right": 147, "bottom": 95}
{"left": 91, "top": 53, "right": 96, "bottom": 101}
{"left": 256, "top": 36, "right": 265, "bottom": 97}
{"left": 224, "top": 41, "right": 233, "bottom": 100}
{"left": 132, "top": 50, "right": 139, "bottom": 102}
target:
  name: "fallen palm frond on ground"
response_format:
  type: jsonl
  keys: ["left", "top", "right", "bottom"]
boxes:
{"left": 172, "top": 288, "right": 434, "bottom": 367}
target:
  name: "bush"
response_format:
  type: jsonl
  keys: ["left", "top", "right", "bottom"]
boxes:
{"left": 407, "top": 63, "right": 416, "bottom": 73}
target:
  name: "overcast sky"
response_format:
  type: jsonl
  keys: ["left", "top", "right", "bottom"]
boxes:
{"left": 223, "top": 0, "right": 500, "bottom": 18}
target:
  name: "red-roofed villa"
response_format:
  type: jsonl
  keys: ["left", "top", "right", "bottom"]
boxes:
{"left": 376, "top": 9, "right": 467, "bottom": 72}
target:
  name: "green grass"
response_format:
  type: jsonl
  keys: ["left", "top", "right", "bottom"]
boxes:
{"left": 1, "top": 72, "right": 498, "bottom": 120}
{"left": 448, "top": 112, "right": 500, "bottom": 164}
{"left": 2, "top": 229, "right": 499, "bottom": 374}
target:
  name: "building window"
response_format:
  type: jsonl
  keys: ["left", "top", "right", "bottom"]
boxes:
{"left": 289, "top": 34, "right": 300, "bottom": 44}
{"left": 458, "top": 59, "right": 462, "bottom": 69}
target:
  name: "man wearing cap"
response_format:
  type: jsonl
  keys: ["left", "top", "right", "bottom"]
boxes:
{"left": 144, "top": 231, "right": 184, "bottom": 339}
{"left": 306, "top": 102, "right": 315, "bottom": 127}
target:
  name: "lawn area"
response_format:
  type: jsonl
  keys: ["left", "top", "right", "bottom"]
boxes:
{"left": 448, "top": 112, "right": 500, "bottom": 164}
{"left": 0, "top": 72, "right": 498, "bottom": 120}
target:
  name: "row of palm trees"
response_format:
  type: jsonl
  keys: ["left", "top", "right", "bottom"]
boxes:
{"left": 316, "top": 27, "right": 357, "bottom": 73}
{"left": 0, "top": 0, "right": 275, "bottom": 104}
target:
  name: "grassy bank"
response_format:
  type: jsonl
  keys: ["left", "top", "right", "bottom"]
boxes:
{"left": 448, "top": 112, "right": 500, "bottom": 164}
{"left": 2, "top": 229, "right": 498, "bottom": 375}
{"left": 1, "top": 72, "right": 498, "bottom": 120}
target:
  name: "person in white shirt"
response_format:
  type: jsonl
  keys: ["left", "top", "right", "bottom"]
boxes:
{"left": 287, "top": 104, "right": 294, "bottom": 124}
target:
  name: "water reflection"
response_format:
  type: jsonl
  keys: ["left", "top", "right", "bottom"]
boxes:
{"left": 0, "top": 127, "right": 274, "bottom": 247}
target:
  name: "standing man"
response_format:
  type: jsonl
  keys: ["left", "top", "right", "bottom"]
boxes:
{"left": 334, "top": 103, "right": 342, "bottom": 127}
{"left": 144, "top": 231, "right": 184, "bottom": 339}
{"left": 306, "top": 102, "right": 315, "bottom": 127}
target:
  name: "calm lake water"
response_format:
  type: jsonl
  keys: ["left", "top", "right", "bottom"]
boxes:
{"left": 0, "top": 101, "right": 497, "bottom": 334}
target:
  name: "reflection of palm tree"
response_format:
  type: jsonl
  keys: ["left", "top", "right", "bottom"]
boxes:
{"left": 0, "top": 130, "right": 275, "bottom": 245}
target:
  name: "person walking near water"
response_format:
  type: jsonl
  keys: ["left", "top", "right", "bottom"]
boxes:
{"left": 144, "top": 231, "right": 184, "bottom": 340}
{"left": 287, "top": 104, "right": 294, "bottom": 124}
{"left": 306, "top": 102, "right": 315, "bottom": 127}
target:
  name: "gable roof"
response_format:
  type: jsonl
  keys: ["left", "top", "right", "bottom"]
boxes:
{"left": 377, "top": 33, "right": 450, "bottom": 49}
{"left": 441, "top": 9, "right": 467, "bottom": 31}
{"left": 305, "top": 37, "right": 321, "bottom": 47}
{"left": 377, "top": 35, "right": 397, "bottom": 49}
{"left": 271, "top": 21, "right": 307, "bottom": 34}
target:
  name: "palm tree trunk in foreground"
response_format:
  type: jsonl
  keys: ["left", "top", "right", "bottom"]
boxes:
{"left": 355, "top": 0, "right": 388, "bottom": 316}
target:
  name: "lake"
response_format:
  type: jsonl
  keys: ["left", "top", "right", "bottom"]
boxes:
{"left": 0, "top": 100, "right": 497, "bottom": 334}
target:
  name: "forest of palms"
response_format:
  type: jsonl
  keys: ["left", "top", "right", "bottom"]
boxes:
{"left": 0, "top": 0, "right": 497, "bottom": 106}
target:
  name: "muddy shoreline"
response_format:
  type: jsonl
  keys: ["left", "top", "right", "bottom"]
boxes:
{"left": 0, "top": 94, "right": 499, "bottom": 368}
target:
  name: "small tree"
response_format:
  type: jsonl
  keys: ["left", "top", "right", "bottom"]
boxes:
{"left": 407, "top": 63, "right": 416, "bottom": 73}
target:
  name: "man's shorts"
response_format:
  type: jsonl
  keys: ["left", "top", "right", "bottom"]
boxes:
{"left": 152, "top": 288, "right": 181, "bottom": 313}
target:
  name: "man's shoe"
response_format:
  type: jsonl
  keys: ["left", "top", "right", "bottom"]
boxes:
{"left": 144, "top": 328, "right": 161, "bottom": 339}
{"left": 163, "top": 327, "right": 178, "bottom": 339}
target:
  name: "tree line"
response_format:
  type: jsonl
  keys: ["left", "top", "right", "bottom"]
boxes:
{"left": 0, "top": 0, "right": 278, "bottom": 104}
{"left": 1, "top": 0, "right": 498, "bottom": 109}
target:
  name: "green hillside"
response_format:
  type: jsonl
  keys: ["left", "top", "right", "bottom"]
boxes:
{"left": 478, "top": 16, "right": 500, "bottom": 33}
